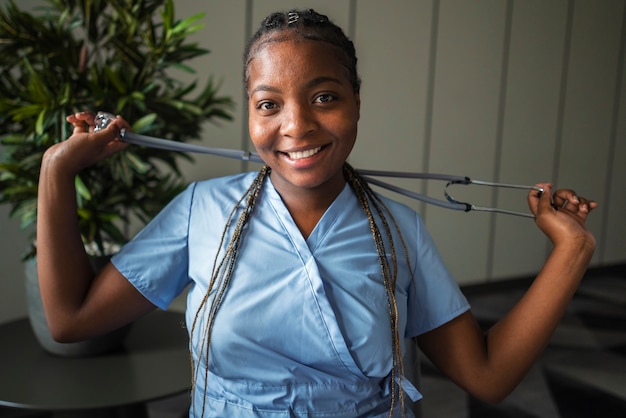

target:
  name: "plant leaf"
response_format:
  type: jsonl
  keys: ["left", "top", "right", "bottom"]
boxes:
{"left": 75, "top": 176, "right": 92, "bottom": 200}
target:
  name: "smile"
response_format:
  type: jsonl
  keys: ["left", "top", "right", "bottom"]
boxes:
{"left": 286, "top": 146, "right": 322, "bottom": 160}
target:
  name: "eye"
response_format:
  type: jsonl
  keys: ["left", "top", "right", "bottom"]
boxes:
{"left": 257, "top": 101, "right": 277, "bottom": 111}
{"left": 314, "top": 94, "right": 335, "bottom": 104}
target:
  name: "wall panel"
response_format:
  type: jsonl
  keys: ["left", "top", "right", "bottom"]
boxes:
{"left": 167, "top": 1, "right": 249, "bottom": 181}
{"left": 425, "top": 0, "right": 508, "bottom": 283}
{"left": 491, "top": 1, "right": 569, "bottom": 279}
{"left": 557, "top": 0, "right": 625, "bottom": 263}
{"left": 350, "top": 0, "right": 434, "bottom": 212}
{"left": 604, "top": 7, "right": 626, "bottom": 263}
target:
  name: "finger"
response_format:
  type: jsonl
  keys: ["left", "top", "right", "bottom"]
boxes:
{"left": 574, "top": 196, "right": 598, "bottom": 216}
{"left": 552, "top": 189, "right": 578, "bottom": 211}
{"left": 66, "top": 115, "right": 86, "bottom": 132}
{"left": 66, "top": 112, "right": 97, "bottom": 133}
{"left": 96, "top": 118, "right": 131, "bottom": 154}
{"left": 109, "top": 115, "right": 133, "bottom": 133}
{"left": 554, "top": 191, "right": 598, "bottom": 222}
{"left": 536, "top": 183, "right": 556, "bottom": 216}
{"left": 527, "top": 182, "right": 548, "bottom": 215}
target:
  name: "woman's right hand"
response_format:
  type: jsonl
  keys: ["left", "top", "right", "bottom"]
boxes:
{"left": 43, "top": 112, "right": 131, "bottom": 175}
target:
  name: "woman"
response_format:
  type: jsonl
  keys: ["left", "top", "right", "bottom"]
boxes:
{"left": 37, "top": 9, "right": 597, "bottom": 417}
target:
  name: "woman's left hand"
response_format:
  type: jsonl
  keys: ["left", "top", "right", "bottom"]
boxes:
{"left": 528, "top": 183, "right": 597, "bottom": 249}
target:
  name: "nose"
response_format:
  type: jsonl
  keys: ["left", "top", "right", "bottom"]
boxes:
{"left": 279, "top": 102, "right": 318, "bottom": 138}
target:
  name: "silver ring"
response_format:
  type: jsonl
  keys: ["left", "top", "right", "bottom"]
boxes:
{"left": 561, "top": 199, "right": 569, "bottom": 209}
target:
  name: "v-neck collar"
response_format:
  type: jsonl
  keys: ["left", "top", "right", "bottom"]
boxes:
{"left": 264, "top": 177, "right": 354, "bottom": 254}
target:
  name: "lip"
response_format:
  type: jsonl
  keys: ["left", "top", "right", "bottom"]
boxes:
{"left": 285, "top": 146, "right": 322, "bottom": 160}
{"left": 279, "top": 144, "right": 329, "bottom": 166}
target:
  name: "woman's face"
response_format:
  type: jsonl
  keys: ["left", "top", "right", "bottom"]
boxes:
{"left": 246, "top": 36, "right": 360, "bottom": 197}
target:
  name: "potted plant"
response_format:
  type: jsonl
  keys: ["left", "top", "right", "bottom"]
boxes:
{"left": 0, "top": 0, "right": 233, "bottom": 355}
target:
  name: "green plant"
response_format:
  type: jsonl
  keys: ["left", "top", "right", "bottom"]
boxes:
{"left": 0, "top": 0, "right": 233, "bottom": 259}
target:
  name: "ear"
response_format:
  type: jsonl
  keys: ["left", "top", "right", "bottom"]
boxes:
{"left": 354, "top": 91, "right": 361, "bottom": 120}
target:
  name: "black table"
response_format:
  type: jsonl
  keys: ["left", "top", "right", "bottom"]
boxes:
{"left": 0, "top": 310, "right": 190, "bottom": 417}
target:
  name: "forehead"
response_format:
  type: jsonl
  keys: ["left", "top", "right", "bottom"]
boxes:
{"left": 247, "top": 37, "right": 349, "bottom": 88}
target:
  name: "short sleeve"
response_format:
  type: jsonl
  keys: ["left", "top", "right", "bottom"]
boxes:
{"left": 111, "top": 183, "right": 196, "bottom": 310}
{"left": 406, "top": 214, "right": 470, "bottom": 337}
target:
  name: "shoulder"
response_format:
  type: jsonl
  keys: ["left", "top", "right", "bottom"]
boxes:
{"left": 369, "top": 190, "right": 423, "bottom": 232}
{"left": 188, "top": 171, "right": 261, "bottom": 204}
{"left": 193, "top": 170, "right": 260, "bottom": 191}
{"left": 153, "top": 171, "right": 261, "bottom": 222}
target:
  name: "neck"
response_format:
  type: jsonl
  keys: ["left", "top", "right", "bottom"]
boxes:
{"left": 270, "top": 172, "right": 346, "bottom": 239}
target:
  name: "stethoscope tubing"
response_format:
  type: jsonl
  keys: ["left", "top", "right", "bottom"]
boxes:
{"left": 119, "top": 129, "right": 540, "bottom": 218}
{"left": 87, "top": 107, "right": 537, "bottom": 220}
{"left": 120, "top": 129, "right": 265, "bottom": 164}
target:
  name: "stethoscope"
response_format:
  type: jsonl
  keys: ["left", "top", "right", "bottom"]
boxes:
{"left": 94, "top": 112, "right": 542, "bottom": 218}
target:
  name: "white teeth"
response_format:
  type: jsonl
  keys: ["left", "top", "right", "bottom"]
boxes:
{"left": 287, "top": 146, "right": 322, "bottom": 160}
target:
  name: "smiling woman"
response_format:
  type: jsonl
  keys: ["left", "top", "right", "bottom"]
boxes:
{"left": 35, "top": 7, "right": 597, "bottom": 418}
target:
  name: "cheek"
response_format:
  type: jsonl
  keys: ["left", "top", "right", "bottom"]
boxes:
{"left": 248, "top": 116, "right": 272, "bottom": 150}
{"left": 335, "top": 116, "right": 359, "bottom": 146}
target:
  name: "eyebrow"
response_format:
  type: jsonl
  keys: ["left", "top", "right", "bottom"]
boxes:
{"left": 249, "top": 76, "right": 344, "bottom": 95}
{"left": 305, "top": 76, "right": 343, "bottom": 89}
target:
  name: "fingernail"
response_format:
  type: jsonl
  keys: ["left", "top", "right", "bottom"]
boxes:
{"left": 572, "top": 195, "right": 580, "bottom": 203}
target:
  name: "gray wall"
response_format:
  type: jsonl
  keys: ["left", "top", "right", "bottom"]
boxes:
{"left": 1, "top": 0, "right": 625, "bottom": 324}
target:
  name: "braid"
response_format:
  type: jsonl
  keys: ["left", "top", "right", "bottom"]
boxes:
{"left": 189, "top": 165, "right": 270, "bottom": 417}
{"left": 243, "top": 9, "right": 361, "bottom": 93}
{"left": 344, "top": 163, "right": 415, "bottom": 417}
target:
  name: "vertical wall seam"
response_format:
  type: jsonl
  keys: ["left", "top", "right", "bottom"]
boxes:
{"left": 548, "top": 0, "right": 575, "bottom": 256}
{"left": 486, "top": 0, "right": 514, "bottom": 281}
{"left": 240, "top": 0, "right": 253, "bottom": 173}
{"left": 348, "top": 0, "right": 357, "bottom": 41}
{"left": 421, "top": 0, "right": 440, "bottom": 221}
{"left": 597, "top": 1, "right": 626, "bottom": 262}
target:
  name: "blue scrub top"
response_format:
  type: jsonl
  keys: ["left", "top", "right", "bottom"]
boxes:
{"left": 112, "top": 171, "right": 469, "bottom": 417}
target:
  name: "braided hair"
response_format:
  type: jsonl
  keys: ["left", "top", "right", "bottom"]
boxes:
{"left": 243, "top": 8, "right": 361, "bottom": 94}
{"left": 191, "top": 9, "right": 413, "bottom": 417}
